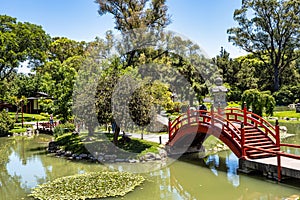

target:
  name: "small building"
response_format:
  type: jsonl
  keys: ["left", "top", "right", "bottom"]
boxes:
{"left": 0, "top": 102, "right": 12, "bottom": 112}
{"left": 25, "top": 92, "right": 53, "bottom": 114}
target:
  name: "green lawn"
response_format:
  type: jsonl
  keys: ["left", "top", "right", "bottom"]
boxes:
{"left": 55, "top": 132, "right": 160, "bottom": 158}
{"left": 8, "top": 112, "right": 52, "bottom": 122}
{"left": 272, "top": 110, "right": 300, "bottom": 119}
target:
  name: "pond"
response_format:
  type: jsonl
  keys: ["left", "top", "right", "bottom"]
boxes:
{"left": 0, "top": 134, "right": 299, "bottom": 200}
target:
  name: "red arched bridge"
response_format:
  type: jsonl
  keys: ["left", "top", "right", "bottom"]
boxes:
{"left": 166, "top": 106, "right": 300, "bottom": 180}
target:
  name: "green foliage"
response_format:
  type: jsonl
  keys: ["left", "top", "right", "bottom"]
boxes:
{"left": 0, "top": 111, "right": 14, "bottom": 136}
{"left": 53, "top": 123, "right": 75, "bottom": 138}
{"left": 55, "top": 132, "right": 160, "bottom": 157}
{"left": 241, "top": 89, "right": 275, "bottom": 116}
{"left": 118, "top": 137, "right": 159, "bottom": 154}
{"left": 129, "top": 84, "right": 153, "bottom": 127}
{"left": 0, "top": 15, "right": 50, "bottom": 80}
{"left": 38, "top": 55, "right": 83, "bottom": 122}
{"left": 29, "top": 171, "right": 145, "bottom": 200}
{"left": 55, "top": 132, "right": 87, "bottom": 154}
{"left": 97, "top": 0, "right": 170, "bottom": 32}
{"left": 273, "top": 85, "right": 300, "bottom": 106}
{"left": 213, "top": 47, "right": 239, "bottom": 86}
{"left": 9, "top": 128, "right": 26, "bottom": 134}
{"left": 227, "top": 0, "right": 300, "bottom": 91}
{"left": 227, "top": 101, "right": 240, "bottom": 108}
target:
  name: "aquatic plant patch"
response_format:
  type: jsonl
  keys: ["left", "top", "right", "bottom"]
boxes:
{"left": 29, "top": 171, "right": 145, "bottom": 200}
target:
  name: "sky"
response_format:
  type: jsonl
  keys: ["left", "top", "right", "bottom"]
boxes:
{"left": 0, "top": 0, "right": 247, "bottom": 59}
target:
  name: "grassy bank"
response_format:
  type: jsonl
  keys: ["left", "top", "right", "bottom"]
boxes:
{"left": 54, "top": 131, "right": 160, "bottom": 159}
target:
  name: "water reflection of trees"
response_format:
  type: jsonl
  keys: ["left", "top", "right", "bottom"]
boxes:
{"left": 0, "top": 138, "right": 25, "bottom": 199}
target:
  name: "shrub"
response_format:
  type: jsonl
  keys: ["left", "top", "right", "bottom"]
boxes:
{"left": 0, "top": 111, "right": 14, "bottom": 136}
{"left": 241, "top": 89, "right": 275, "bottom": 116}
{"left": 53, "top": 122, "right": 75, "bottom": 138}
{"left": 273, "top": 85, "right": 300, "bottom": 106}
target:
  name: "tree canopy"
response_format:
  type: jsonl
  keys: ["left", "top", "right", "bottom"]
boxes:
{"left": 96, "top": 0, "right": 170, "bottom": 32}
{"left": 227, "top": 0, "right": 300, "bottom": 92}
{"left": 0, "top": 15, "right": 50, "bottom": 81}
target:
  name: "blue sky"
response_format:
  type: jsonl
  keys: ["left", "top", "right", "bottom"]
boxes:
{"left": 0, "top": 0, "right": 246, "bottom": 59}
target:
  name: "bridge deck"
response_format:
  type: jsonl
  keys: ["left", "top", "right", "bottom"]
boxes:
{"left": 239, "top": 157, "right": 300, "bottom": 180}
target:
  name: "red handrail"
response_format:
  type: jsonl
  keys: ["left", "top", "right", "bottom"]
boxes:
{"left": 168, "top": 108, "right": 300, "bottom": 181}
{"left": 225, "top": 108, "right": 277, "bottom": 142}
{"left": 168, "top": 110, "right": 242, "bottom": 147}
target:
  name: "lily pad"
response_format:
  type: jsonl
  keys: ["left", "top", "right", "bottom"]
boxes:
{"left": 29, "top": 171, "right": 145, "bottom": 200}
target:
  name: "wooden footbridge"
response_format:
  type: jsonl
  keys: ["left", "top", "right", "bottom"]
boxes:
{"left": 166, "top": 106, "right": 300, "bottom": 181}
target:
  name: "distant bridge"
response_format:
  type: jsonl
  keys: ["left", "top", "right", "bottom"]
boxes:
{"left": 166, "top": 106, "right": 300, "bottom": 181}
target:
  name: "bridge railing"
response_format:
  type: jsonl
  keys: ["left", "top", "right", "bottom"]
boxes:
{"left": 168, "top": 110, "right": 242, "bottom": 147}
{"left": 243, "top": 143, "right": 300, "bottom": 181}
{"left": 168, "top": 110, "right": 211, "bottom": 141}
{"left": 225, "top": 108, "right": 277, "bottom": 143}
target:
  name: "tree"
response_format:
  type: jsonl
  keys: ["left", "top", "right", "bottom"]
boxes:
{"left": 241, "top": 89, "right": 275, "bottom": 116}
{"left": 213, "top": 47, "right": 239, "bottom": 86}
{"left": 0, "top": 110, "right": 14, "bottom": 136}
{"left": 37, "top": 37, "right": 87, "bottom": 122}
{"left": 48, "top": 37, "right": 86, "bottom": 63}
{"left": 227, "top": 0, "right": 300, "bottom": 92}
{"left": 0, "top": 15, "right": 50, "bottom": 80}
{"left": 96, "top": 0, "right": 171, "bottom": 68}
{"left": 39, "top": 56, "right": 82, "bottom": 122}
{"left": 96, "top": 0, "right": 170, "bottom": 32}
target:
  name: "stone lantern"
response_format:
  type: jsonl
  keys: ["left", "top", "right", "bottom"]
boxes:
{"left": 210, "top": 77, "right": 228, "bottom": 110}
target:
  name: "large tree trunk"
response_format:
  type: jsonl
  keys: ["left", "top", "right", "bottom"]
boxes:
{"left": 113, "top": 125, "right": 120, "bottom": 145}
{"left": 87, "top": 125, "right": 94, "bottom": 137}
{"left": 274, "top": 65, "right": 280, "bottom": 92}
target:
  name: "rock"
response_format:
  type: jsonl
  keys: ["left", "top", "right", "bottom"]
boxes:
{"left": 75, "top": 156, "right": 82, "bottom": 160}
{"left": 159, "top": 149, "right": 167, "bottom": 158}
{"left": 72, "top": 154, "right": 78, "bottom": 159}
{"left": 55, "top": 150, "right": 65, "bottom": 156}
{"left": 104, "top": 154, "right": 117, "bottom": 160}
{"left": 79, "top": 154, "right": 88, "bottom": 159}
{"left": 48, "top": 141, "right": 59, "bottom": 152}
{"left": 145, "top": 152, "right": 156, "bottom": 160}
{"left": 147, "top": 114, "right": 168, "bottom": 132}
{"left": 97, "top": 156, "right": 104, "bottom": 162}
{"left": 280, "top": 126, "right": 287, "bottom": 132}
{"left": 129, "top": 159, "right": 139, "bottom": 163}
{"left": 115, "top": 159, "right": 125, "bottom": 162}
{"left": 64, "top": 151, "right": 72, "bottom": 157}
{"left": 155, "top": 154, "right": 161, "bottom": 160}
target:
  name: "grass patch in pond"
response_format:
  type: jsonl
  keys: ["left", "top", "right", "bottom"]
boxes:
{"left": 29, "top": 171, "right": 145, "bottom": 200}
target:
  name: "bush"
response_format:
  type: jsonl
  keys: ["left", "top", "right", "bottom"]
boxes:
{"left": 53, "top": 122, "right": 75, "bottom": 138}
{"left": 0, "top": 111, "right": 14, "bottom": 136}
{"left": 274, "top": 85, "right": 300, "bottom": 106}
{"left": 227, "top": 87, "right": 242, "bottom": 102}
{"left": 241, "top": 89, "right": 275, "bottom": 116}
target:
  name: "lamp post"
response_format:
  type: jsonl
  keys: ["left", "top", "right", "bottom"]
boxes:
{"left": 210, "top": 77, "right": 228, "bottom": 114}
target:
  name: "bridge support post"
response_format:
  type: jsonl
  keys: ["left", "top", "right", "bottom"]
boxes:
{"left": 168, "top": 118, "right": 171, "bottom": 140}
{"left": 277, "top": 153, "right": 281, "bottom": 181}
{"left": 187, "top": 108, "right": 191, "bottom": 124}
{"left": 210, "top": 104, "right": 214, "bottom": 126}
{"left": 241, "top": 122, "right": 246, "bottom": 159}
{"left": 275, "top": 120, "right": 280, "bottom": 147}
{"left": 243, "top": 102, "right": 247, "bottom": 125}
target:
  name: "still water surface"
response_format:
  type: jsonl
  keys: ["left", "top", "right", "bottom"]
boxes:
{"left": 0, "top": 134, "right": 299, "bottom": 200}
